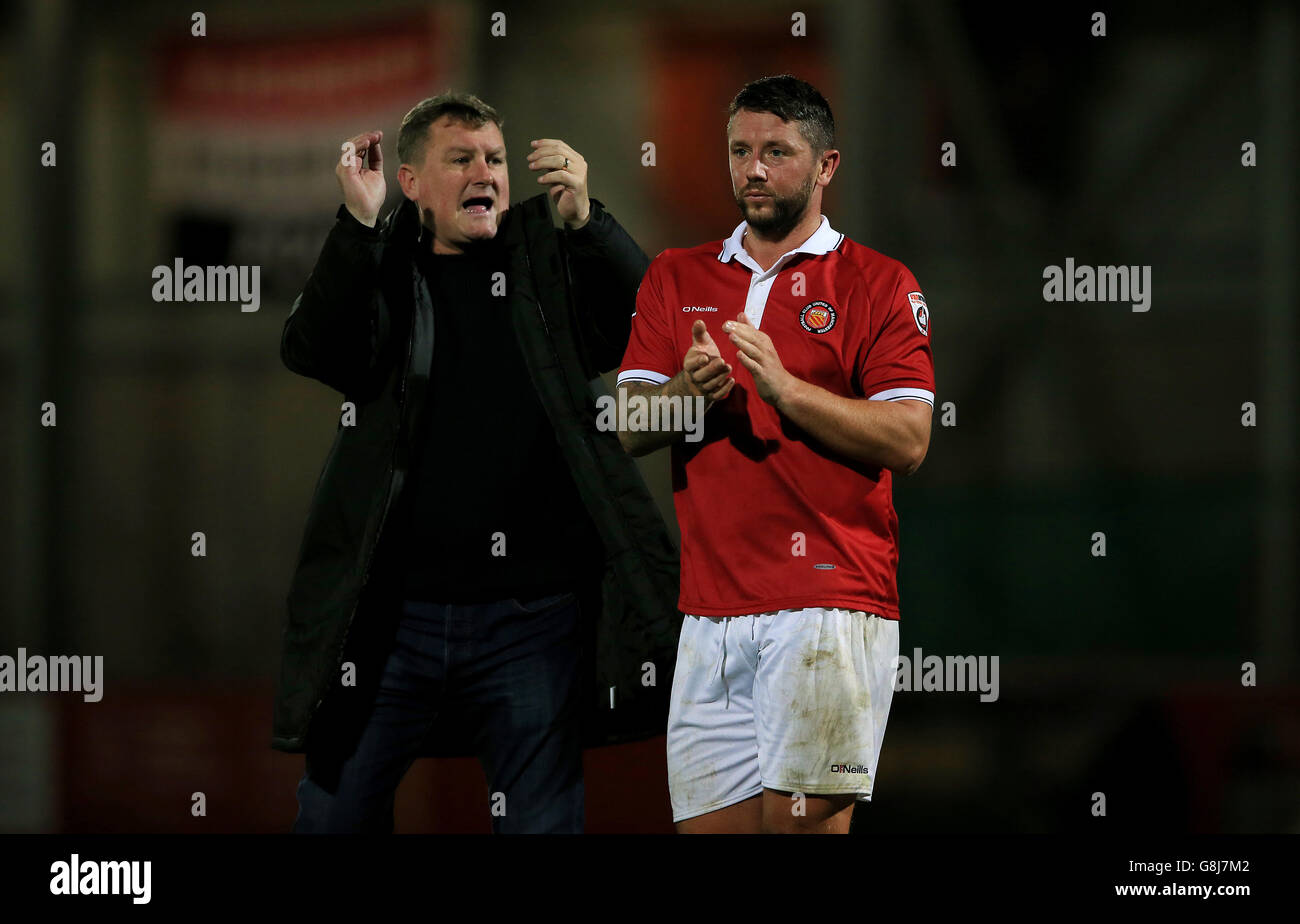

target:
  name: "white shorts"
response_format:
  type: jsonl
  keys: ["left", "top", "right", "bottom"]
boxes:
{"left": 666, "top": 607, "right": 900, "bottom": 823}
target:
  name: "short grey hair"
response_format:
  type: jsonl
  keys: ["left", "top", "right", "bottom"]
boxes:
{"left": 397, "top": 91, "right": 504, "bottom": 166}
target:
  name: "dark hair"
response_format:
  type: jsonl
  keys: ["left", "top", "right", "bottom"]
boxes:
{"left": 726, "top": 75, "right": 835, "bottom": 155}
{"left": 397, "top": 91, "right": 504, "bottom": 166}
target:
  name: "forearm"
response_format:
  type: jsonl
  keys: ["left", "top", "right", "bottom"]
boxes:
{"left": 616, "top": 373, "right": 709, "bottom": 457}
{"left": 281, "top": 206, "right": 387, "bottom": 391}
{"left": 565, "top": 202, "right": 649, "bottom": 370}
{"left": 775, "top": 380, "right": 929, "bottom": 474}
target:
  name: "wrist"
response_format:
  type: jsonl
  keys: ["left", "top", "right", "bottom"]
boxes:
{"left": 772, "top": 374, "right": 804, "bottom": 414}
{"left": 343, "top": 202, "right": 378, "bottom": 229}
{"left": 564, "top": 202, "right": 592, "bottom": 231}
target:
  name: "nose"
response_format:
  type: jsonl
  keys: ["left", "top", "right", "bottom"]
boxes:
{"left": 745, "top": 158, "right": 769, "bottom": 184}
{"left": 469, "top": 155, "right": 495, "bottom": 186}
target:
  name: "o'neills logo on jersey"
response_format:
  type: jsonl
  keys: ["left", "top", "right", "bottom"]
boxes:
{"left": 799, "top": 300, "right": 837, "bottom": 333}
{"left": 830, "top": 763, "right": 870, "bottom": 774}
{"left": 681, "top": 305, "right": 717, "bottom": 312}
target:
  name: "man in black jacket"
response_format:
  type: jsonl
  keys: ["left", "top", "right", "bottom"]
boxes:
{"left": 276, "top": 91, "right": 679, "bottom": 833}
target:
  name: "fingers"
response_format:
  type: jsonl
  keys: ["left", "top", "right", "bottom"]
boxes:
{"left": 696, "top": 366, "right": 734, "bottom": 394}
{"left": 528, "top": 141, "right": 584, "bottom": 187}
{"left": 733, "top": 324, "right": 759, "bottom": 353}
{"left": 692, "top": 321, "right": 721, "bottom": 354}
{"left": 342, "top": 130, "right": 383, "bottom": 171}
{"left": 683, "top": 324, "right": 736, "bottom": 400}
{"left": 730, "top": 335, "right": 761, "bottom": 360}
{"left": 346, "top": 130, "right": 381, "bottom": 151}
{"left": 534, "top": 168, "right": 577, "bottom": 186}
{"left": 688, "top": 353, "right": 728, "bottom": 380}
{"left": 725, "top": 319, "right": 767, "bottom": 354}
{"left": 724, "top": 316, "right": 757, "bottom": 339}
{"left": 527, "top": 153, "right": 576, "bottom": 172}
{"left": 693, "top": 353, "right": 729, "bottom": 380}
{"left": 688, "top": 354, "right": 733, "bottom": 398}
{"left": 528, "top": 138, "right": 575, "bottom": 158}
{"left": 527, "top": 141, "right": 579, "bottom": 166}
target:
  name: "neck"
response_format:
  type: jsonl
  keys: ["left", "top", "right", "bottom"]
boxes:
{"left": 742, "top": 210, "right": 824, "bottom": 272}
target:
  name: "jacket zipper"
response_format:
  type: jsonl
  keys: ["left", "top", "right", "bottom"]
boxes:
{"left": 522, "top": 248, "right": 551, "bottom": 339}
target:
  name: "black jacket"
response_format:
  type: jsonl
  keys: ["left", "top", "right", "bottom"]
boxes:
{"left": 273, "top": 193, "right": 680, "bottom": 766}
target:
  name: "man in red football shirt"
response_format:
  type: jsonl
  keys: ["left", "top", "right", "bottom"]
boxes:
{"left": 617, "top": 75, "right": 934, "bottom": 834}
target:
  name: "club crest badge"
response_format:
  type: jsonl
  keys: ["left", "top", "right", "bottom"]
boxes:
{"left": 908, "top": 292, "right": 929, "bottom": 336}
{"left": 799, "top": 300, "right": 838, "bottom": 334}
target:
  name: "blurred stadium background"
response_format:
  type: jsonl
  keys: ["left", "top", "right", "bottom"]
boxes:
{"left": 0, "top": 0, "right": 1295, "bottom": 832}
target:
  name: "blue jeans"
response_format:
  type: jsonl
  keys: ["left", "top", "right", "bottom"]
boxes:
{"left": 293, "top": 591, "right": 585, "bottom": 834}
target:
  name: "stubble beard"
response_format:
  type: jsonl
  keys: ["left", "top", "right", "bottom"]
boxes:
{"left": 735, "top": 169, "right": 816, "bottom": 240}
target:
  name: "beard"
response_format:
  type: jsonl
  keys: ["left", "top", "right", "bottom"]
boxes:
{"left": 734, "top": 170, "right": 816, "bottom": 239}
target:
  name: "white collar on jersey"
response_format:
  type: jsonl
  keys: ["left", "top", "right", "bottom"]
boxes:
{"left": 717, "top": 214, "right": 845, "bottom": 275}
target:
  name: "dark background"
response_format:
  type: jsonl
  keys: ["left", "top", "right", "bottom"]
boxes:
{"left": 1, "top": 0, "right": 1295, "bottom": 832}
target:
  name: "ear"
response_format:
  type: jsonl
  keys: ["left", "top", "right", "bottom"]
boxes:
{"left": 816, "top": 149, "right": 840, "bottom": 187}
{"left": 397, "top": 163, "right": 418, "bottom": 202}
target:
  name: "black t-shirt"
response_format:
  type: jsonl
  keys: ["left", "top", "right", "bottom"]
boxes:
{"left": 399, "top": 236, "right": 601, "bottom": 603}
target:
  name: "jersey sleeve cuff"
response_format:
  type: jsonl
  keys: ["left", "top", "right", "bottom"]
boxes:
{"left": 617, "top": 369, "right": 672, "bottom": 386}
{"left": 867, "top": 386, "right": 934, "bottom": 405}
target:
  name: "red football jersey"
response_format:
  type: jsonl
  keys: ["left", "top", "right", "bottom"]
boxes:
{"left": 618, "top": 217, "right": 935, "bottom": 619}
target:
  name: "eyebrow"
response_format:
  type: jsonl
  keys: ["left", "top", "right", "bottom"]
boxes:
{"left": 731, "top": 142, "right": 800, "bottom": 154}
{"left": 445, "top": 146, "right": 506, "bottom": 156}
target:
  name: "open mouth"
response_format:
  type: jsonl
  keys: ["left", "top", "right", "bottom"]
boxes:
{"left": 462, "top": 196, "right": 494, "bottom": 215}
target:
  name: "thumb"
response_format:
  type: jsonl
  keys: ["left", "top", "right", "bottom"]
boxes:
{"left": 734, "top": 311, "right": 753, "bottom": 326}
{"left": 692, "top": 320, "right": 715, "bottom": 347}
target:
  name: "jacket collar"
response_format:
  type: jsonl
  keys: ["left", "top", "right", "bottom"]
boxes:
{"left": 388, "top": 196, "right": 422, "bottom": 248}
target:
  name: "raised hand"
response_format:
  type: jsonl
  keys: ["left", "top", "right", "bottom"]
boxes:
{"left": 683, "top": 320, "right": 735, "bottom": 404}
{"left": 527, "top": 138, "right": 590, "bottom": 229}
{"left": 725, "top": 312, "right": 794, "bottom": 407}
{"left": 336, "top": 130, "right": 386, "bottom": 228}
